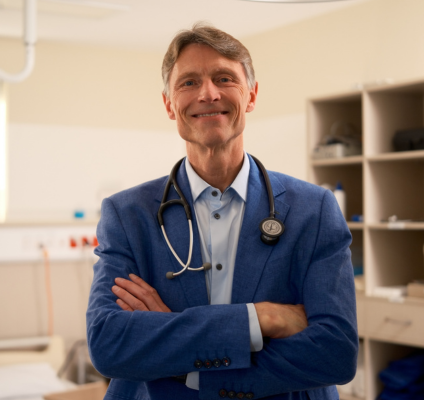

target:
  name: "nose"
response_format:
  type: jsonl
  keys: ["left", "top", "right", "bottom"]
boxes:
{"left": 198, "top": 79, "right": 221, "bottom": 103}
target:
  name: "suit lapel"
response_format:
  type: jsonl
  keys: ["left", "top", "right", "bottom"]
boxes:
{"left": 154, "top": 159, "right": 208, "bottom": 308}
{"left": 232, "top": 155, "right": 290, "bottom": 304}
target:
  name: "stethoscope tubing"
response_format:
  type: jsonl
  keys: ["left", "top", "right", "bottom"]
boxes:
{"left": 160, "top": 220, "right": 205, "bottom": 276}
{"left": 158, "top": 155, "right": 284, "bottom": 279}
{"left": 158, "top": 158, "right": 206, "bottom": 276}
{"left": 157, "top": 158, "right": 191, "bottom": 227}
{"left": 250, "top": 155, "right": 276, "bottom": 219}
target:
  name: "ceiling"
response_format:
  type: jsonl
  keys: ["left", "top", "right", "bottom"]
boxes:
{"left": 0, "top": 0, "right": 368, "bottom": 52}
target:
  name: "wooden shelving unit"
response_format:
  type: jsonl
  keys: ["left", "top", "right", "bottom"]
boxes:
{"left": 346, "top": 222, "right": 364, "bottom": 230}
{"left": 311, "top": 155, "right": 364, "bottom": 166}
{"left": 307, "top": 79, "right": 424, "bottom": 400}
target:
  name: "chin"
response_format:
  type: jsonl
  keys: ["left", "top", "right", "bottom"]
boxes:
{"left": 179, "top": 126, "right": 243, "bottom": 148}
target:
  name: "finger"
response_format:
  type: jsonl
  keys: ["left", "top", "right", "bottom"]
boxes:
{"left": 116, "top": 299, "right": 134, "bottom": 312}
{"left": 129, "top": 274, "right": 171, "bottom": 312}
{"left": 112, "top": 285, "right": 149, "bottom": 311}
{"left": 120, "top": 274, "right": 171, "bottom": 312}
{"left": 114, "top": 277, "right": 166, "bottom": 312}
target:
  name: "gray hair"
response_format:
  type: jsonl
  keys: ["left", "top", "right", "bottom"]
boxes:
{"left": 162, "top": 22, "right": 256, "bottom": 97}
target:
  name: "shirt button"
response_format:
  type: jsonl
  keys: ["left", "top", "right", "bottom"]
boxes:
{"left": 214, "top": 213, "right": 221, "bottom": 220}
{"left": 216, "top": 263, "right": 223, "bottom": 271}
{"left": 211, "top": 190, "right": 218, "bottom": 197}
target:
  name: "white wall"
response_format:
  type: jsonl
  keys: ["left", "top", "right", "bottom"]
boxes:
{"left": 244, "top": 113, "right": 306, "bottom": 181}
{"left": 244, "top": 0, "right": 424, "bottom": 120}
{"left": 7, "top": 124, "right": 185, "bottom": 222}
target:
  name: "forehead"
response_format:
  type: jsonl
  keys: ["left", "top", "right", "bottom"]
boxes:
{"left": 170, "top": 43, "right": 246, "bottom": 82}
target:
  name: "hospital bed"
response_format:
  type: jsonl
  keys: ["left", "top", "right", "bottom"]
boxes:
{"left": 0, "top": 336, "right": 76, "bottom": 400}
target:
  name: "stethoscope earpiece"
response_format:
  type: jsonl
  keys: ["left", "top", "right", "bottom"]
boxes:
{"left": 166, "top": 271, "right": 176, "bottom": 280}
{"left": 202, "top": 262, "right": 212, "bottom": 271}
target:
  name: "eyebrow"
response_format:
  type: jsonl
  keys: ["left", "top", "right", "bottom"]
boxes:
{"left": 174, "top": 67, "right": 242, "bottom": 85}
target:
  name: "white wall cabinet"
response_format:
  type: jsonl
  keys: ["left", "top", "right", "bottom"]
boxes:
{"left": 307, "top": 79, "right": 424, "bottom": 400}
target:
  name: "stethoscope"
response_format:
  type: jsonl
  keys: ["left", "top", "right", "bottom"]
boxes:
{"left": 158, "top": 155, "right": 285, "bottom": 280}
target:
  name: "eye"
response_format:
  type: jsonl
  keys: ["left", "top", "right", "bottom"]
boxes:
{"left": 219, "top": 77, "right": 230, "bottom": 83}
{"left": 184, "top": 80, "right": 194, "bottom": 87}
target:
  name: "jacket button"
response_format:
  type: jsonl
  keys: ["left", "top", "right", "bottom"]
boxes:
{"left": 204, "top": 359, "right": 212, "bottom": 369}
{"left": 237, "top": 393, "right": 245, "bottom": 398}
{"left": 219, "top": 389, "right": 227, "bottom": 398}
{"left": 246, "top": 393, "right": 254, "bottom": 399}
{"left": 222, "top": 357, "right": 231, "bottom": 367}
{"left": 213, "top": 358, "right": 222, "bottom": 367}
{"left": 228, "top": 391, "right": 236, "bottom": 399}
{"left": 194, "top": 359, "right": 203, "bottom": 369}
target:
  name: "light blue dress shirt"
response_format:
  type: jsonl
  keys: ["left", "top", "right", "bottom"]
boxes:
{"left": 184, "top": 153, "right": 263, "bottom": 390}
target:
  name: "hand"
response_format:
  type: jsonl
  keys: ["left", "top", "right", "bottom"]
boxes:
{"left": 112, "top": 274, "right": 171, "bottom": 313}
{"left": 254, "top": 302, "right": 307, "bottom": 339}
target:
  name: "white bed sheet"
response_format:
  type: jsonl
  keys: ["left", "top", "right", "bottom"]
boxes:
{"left": 0, "top": 362, "right": 75, "bottom": 400}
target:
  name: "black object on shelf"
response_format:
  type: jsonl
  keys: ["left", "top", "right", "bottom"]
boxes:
{"left": 393, "top": 128, "right": 424, "bottom": 152}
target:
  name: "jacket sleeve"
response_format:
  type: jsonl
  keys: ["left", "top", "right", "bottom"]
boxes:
{"left": 199, "top": 190, "right": 358, "bottom": 399}
{"left": 86, "top": 197, "right": 252, "bottom": 382}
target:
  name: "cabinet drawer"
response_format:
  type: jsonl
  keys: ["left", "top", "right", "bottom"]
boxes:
{"left": 365, "top": 299, "right": 424, "bottom": 347}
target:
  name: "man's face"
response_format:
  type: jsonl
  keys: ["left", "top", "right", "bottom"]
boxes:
{"left": 163, "top": 44, "right": 258, "bottom": 151}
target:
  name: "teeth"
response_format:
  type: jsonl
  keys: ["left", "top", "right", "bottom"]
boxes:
{"left": 196, "top": 112, "right": 223, "bottom": 117}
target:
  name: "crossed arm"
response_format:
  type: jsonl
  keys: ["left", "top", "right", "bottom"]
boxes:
{"left": 112, "top": 273, "right": 308, "bottom": 339}
{"left": 87, "top": 192, "right": 357, "bottom": 399}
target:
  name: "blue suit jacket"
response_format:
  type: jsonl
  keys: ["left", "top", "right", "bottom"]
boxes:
{"left": 86, "top": 155, "right": 358, "bottom": 400}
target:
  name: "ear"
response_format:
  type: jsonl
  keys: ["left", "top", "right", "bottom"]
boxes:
{"left": 162, "top": 92, "right": 176, "bottom": 120}
{"left": 246, "top": 82, "right": 258, "bottom": 113}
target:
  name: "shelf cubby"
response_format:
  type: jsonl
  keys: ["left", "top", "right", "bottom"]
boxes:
{"left": 367, "top": 340, "right": 422, "bottom": 400}
{"left": 366, "top": 159, "right": 424, "bottom": 224}
{"left": 308, "top": 92, "right": 362, "bottom": 158}
{"left": 309, "top": 163, "right": 363, "bottom": 221}
{"left": 364, "top": 81, "right": 424, "bottom": 156}
{"left": 365, "top": 230, "right": 424, "bottom": 293}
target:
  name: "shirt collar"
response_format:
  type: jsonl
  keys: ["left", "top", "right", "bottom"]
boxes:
{"left": 185, "top": 152, "right": 250, "bottom": 202}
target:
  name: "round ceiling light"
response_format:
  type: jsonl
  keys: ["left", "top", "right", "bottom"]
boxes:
{"left": 242, "top": 0, "right": 350, "bottom": 3}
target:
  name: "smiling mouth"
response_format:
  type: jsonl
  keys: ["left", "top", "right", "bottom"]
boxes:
{"left": 193, "top": 111, "right": 228, "bottom": 118}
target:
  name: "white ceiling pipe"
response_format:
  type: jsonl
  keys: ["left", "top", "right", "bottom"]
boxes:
{"left": 0, "top": 0, "right": 37, "bottom": 83}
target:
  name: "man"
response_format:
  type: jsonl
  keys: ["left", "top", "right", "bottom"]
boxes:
{"left": 87, "top": 23, "right": 358, "bottom": 400}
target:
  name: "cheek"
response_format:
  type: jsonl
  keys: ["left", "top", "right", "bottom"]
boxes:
{"left": 234, "top": 87, "right": 249, "bottom": 111}
{"left": 172, "top": 93, "right": 191, "bottom": 117}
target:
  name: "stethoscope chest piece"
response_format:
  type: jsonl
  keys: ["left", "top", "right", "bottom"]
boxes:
{"left": 259, "top": 217, "right": 285, "bottom": 245}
